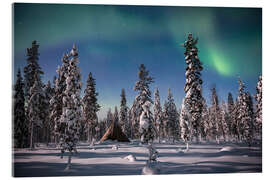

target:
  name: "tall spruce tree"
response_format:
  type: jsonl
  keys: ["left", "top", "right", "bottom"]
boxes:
{"left": 24, "top": 41, "right": 44, "bottom": 104}
{"left": 59, "top": 44, "right": 83, "bottom": 170}
{"left": 50, "top": 54, "right": 70, "bottom": 143}
{"left": 119, "top": 89, "right": 129, "bottom": 136}
{"left": 83, "top": 72, "right": 101, "bottom": 143}
{"left": 220, "top": 100, "right": 229, "bottom": 141}
{"left": 237, "top": 78, "right": 253, "bottom": 145}
{"left": 13, "top": 69, "right": 28, "bottom": 148}
{"left": 28, "top": 73, "right": 46, "bottom": 149}
{"left": 43, "top": 80, "right": 54, "bottom": 143}
{"left": 179, "top": 33, "right": 204, "bottom": 145}
{"left": 132, "top": 64, "right": 154, "bottom": 140}
{"left": 254, "top": 76, "right": 262, "bottom": 139}
{"left": 106, "top": 108, "right": 113, "bottom": 129}
{"left": 209, "top": 86, "right": 222, "bottom": 143}
{"left": 163, "top": 89, "right": 179, "bottom": 142}
{"left": 200, "top": 99, "right": 208, "bottom": 141}
{"left": 153, "top": 87, "right": 163, "bottom": 142}
{"left": 227, "top": 92, "right": 235, "bottom": 138}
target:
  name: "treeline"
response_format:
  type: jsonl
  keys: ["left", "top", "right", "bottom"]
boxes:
{"left": 13, "top": 40, "right": 262, "bottom": 150}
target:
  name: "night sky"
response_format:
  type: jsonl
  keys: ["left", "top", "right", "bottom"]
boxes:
{"left": 13, "top": 3, "right": 262, "bottom": 119}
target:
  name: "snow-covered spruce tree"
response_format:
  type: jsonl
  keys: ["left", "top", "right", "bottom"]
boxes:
{"left": 24, "top": 40, "right": 44, "bottom": 104}
{"left": 153, "top": 87, "right": 163, "bottom": 142}
{"left": 163, "top": 89, "right": 179, "bottom": 142}
{"left": 132, "top": 64, "right": 154, "bottom": 140}
{"left": 119, "top": 88, "right": 129, "bottom": 136}
{"left": 179, "top": 33, "right": 204, "bottom": 144}
{"left": 227, "top": 92, "right": 235, "bottom": 139}
{"left": 50, "top": 54, "right": 70, "bottom": 143}
{"left": 28, "top": 73, "right": 46, "bottom": 149}
{"left": 236, "top": 78, "right": 254, "bottom": 145}
{"left": 113, "top": 106, "right": 119, "bottom": 123}
{"left": 106, "top": 108, "right": 113, "bottom": 129}
{"left": 59, "top": 44, "right": 83, "bottom": 170}
{"left": 247, "top": 92, "right": 255, "bottom": 138}
{"left": 220, "top": 100, "right": 229, "bottom": 142}
{"left": 82, "top": 72, "right": 101, "bottom": 143}
{"left": 13, "top": 69, "right": 28, "bottom": 148}
{"left": 139, "top": 101, "right": 156, "bottom": 144}
{"left": 199, "top": 99, "right": 208, "bottom": 141}
{"left": 128, "top": 108, "right": 134, "bottom": 138}
{"left": 42, "top": 80, "right": 54, "bottom": 144}
{"left": 254, "top": 76, "right": 262, "bottom": 139}
{"left": 209, "top": 86, "right": 222, "bottom": 143}
{"left": 179, "top": 99, "right": 191, "bottom": 150}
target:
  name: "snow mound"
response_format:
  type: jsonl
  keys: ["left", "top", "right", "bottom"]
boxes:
{"left": 112, "top": 144, "right": 119, "bottom": 150}
{"left": 124, "top": 154, "right": 136, "bottom": 162}
{"left": 142, "top": 162, "right": 161, "bottom": 175}
{"left": 176, "top": 148, "right": 185, "bottom": 154}
{"left": 220, "top": 146, "right": 234, "bottom": 152}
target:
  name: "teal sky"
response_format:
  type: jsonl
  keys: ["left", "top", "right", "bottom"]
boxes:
{"left": 13, "top": 3, "right": 262, "bottom": 119}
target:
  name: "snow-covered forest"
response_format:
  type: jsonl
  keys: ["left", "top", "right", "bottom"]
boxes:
{"left": 13, "top": 35, "right": 262, "bottom": 176}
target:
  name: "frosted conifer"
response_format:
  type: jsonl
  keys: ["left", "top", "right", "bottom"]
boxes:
{"left": 132, "top": 64, "right": 154, "bottom": 139}
{"left": 24, "top": 41, "right": 43, "bottom": 103}
{"left": 227, "top": 92, "right": 235, "bottom": 138}
{"left": 139, "top": 101, "right": 156, "bottom": 144}
{"left": 59, "top": 44, "right": 83, "bottom": 170}
{"left": 220, "top": 100, "right": 229, "bottom": 141}
{"left": 209, "top": 86, "right": 222, "bottom": 143}
{"left": 13, "top": 69, "right": 28, "bottom": 148}
{"left": 254, "top": 76, "right": 262, "bottom": 139}
{"left": 106, "top": 108, "right": 113, "bottom": 129}
{"left": 83, "top": 72, "right": 101, "bottom": 143}
{"left": 114, "top": 106, "right": 119, "bottom": 123}
{"left": 179, "top": 33, "right": 204, "bottom": 145}
{"left": 163, "top": 89, "right": 179, "bottom": 142}
{"left": 153, "top": 88, "right": 163, "bottom": 142}
{"left": 50, "top": 54, "right": 70, "bottom": 143}
{"left": 28, "top": 73, "right": 46, "bottom": 149}
{"left": 42, "top": 80, "right": 54, "bottom": 143}
{"left": 200, "top": 99, "right": 208, "bottom": 141}
{"left": 237, "top": 78, "right": 253, "bottom": 145}
{"left": 119, "top": 89, "right": 129, "bottom": 137}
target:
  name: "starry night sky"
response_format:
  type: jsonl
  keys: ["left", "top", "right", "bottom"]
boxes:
{"left": 13, "top": 3, "right": 262, "bottom": 119}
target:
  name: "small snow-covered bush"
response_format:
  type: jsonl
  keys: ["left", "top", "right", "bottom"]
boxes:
{"left": 220, "top": 146, "right": 234, "bottom": 152}
{"left": 142, "top": 162, "right": 161, "bottom": 175}
{"left": 112, "top": 144, "right": 119, "bottom": 150}
{"left": 124, "top": 154, "right": 136, "bottom": 162}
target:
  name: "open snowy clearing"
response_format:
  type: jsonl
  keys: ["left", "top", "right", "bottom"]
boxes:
{"left": 13, "top": 141, "right": 262, "bottom": 177}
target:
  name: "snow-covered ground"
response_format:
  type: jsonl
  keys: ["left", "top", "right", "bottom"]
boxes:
{"left": 13, "top": 140, "right": 262, "bottom": 177}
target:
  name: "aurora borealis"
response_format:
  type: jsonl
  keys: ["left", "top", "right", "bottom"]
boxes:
{"left": 13, "top": 3, "right": 262, "bottom": 119}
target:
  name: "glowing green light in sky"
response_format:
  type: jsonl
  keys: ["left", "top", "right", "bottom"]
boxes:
{"left": 210, "top": 50, "right": 233, "bottom": 76}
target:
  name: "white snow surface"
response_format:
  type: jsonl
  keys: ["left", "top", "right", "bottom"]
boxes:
{"left": 13, "top": 141, "right": 261, "bottom": 177}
